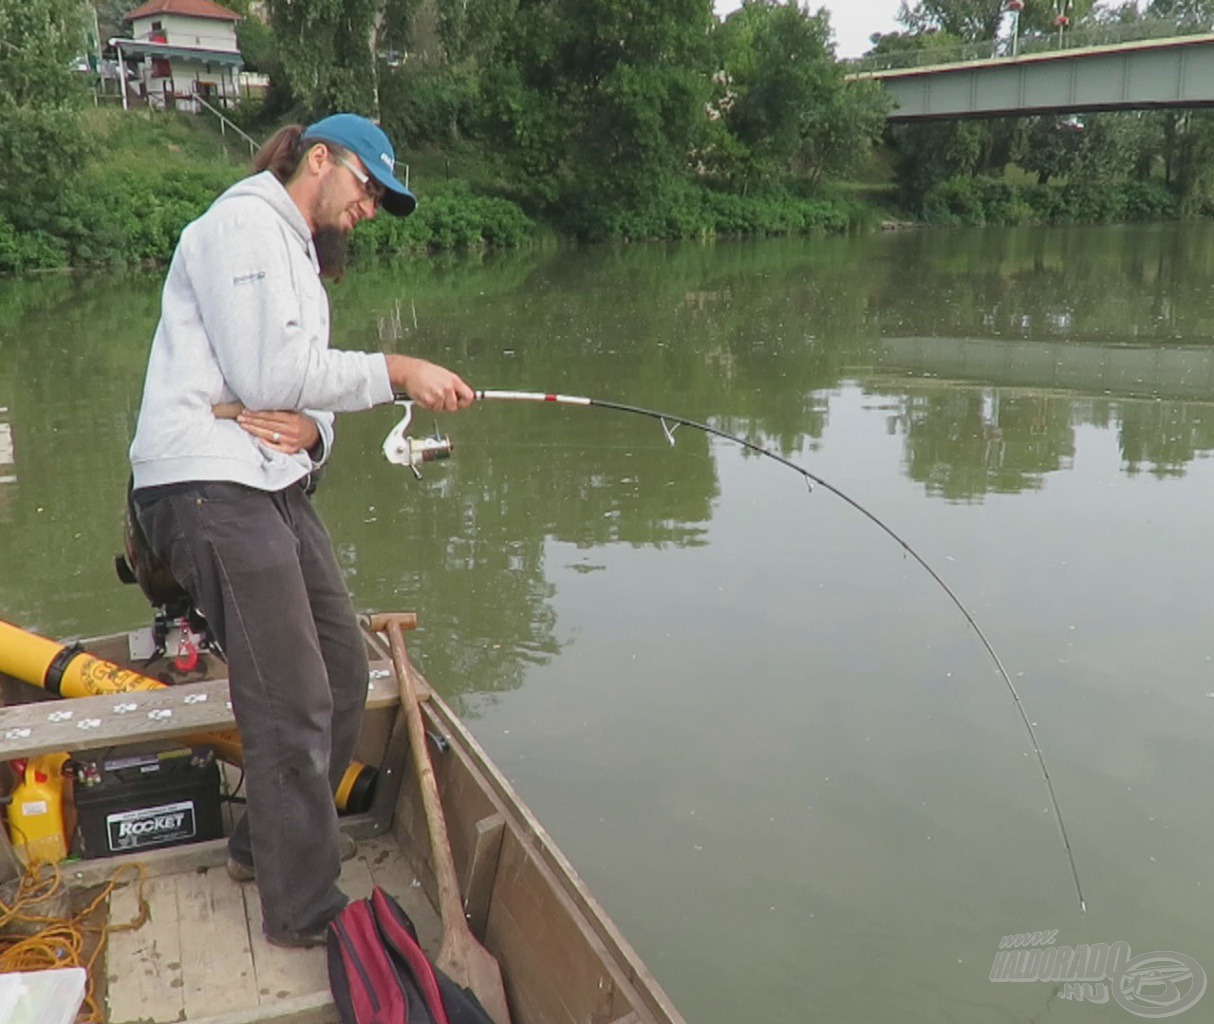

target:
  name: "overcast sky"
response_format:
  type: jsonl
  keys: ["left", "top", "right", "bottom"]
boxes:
{"left": 714, "top": 1, "right": 903, "bottom": 59}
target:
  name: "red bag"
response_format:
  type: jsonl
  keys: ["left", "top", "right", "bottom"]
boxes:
{"left": 328, "top": 886, "right": 495, "bottom": 1024}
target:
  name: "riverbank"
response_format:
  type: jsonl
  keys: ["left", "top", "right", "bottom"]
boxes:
{"left": 0, "top": 109, "right": 883, "bottom": 274}
{"left": 5, "top": 108, "right": 1201, "bottom": 276}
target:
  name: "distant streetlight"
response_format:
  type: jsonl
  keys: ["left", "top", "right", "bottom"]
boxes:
{"left": 1007, "top": 0, "right": 1024, "bottom": 57}
{"left": 1054, "top": 0, "right": 1072, "bottom": 48}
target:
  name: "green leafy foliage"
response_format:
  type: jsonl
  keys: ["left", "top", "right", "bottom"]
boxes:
{"left": 267, "top": 0, "right": 380, "bottom": 116}
{"left": 896, "top": 0, "right": 1009, "bottom": 41}
{"left": 475, "top": 0, "right": 715, "bottom": 237}
{"left": 0, "top": 0, "right": 89, "bottom": 108}
{"left": 0, "top": 0, "right": 94, "bottom": 213}
{"left": 920, "top": 174, "right": 1177, "bottom": 225}
{"left": 379, "top": 62, "right": 480, "bottom": 144}
{"left": 349, "top": 182, "right": 536, "bottom": 253}
{"left": 52, "top": 164, "right": 234, "bottom": 265}
{"left": 711, "top": 2, "right": 889, "bottom": 193}
{"left": 0, "top": 215, "right": 66, "bottom": 271}
{"left": 0, "top": 108, "right": 96, "bottom": 214}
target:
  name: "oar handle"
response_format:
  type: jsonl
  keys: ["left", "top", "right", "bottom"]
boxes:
{"left": 370, "top": 614, "right": 469, "bottom": 935}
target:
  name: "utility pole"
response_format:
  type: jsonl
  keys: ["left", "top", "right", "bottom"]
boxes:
{"left": 90, "top": 2, "right": 104, "bottom": 103}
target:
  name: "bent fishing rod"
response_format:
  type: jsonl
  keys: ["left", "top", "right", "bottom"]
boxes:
{"left": 384, "top": 388, "right": 1086, "bottom": 913}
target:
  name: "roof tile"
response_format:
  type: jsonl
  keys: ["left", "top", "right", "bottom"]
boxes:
{"left": 125, "top": 0, "right": 242, "bottom": 22}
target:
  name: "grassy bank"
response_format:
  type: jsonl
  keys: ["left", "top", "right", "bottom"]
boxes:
{"left": 0, "top": 109, "right": 877, "bottom": 274}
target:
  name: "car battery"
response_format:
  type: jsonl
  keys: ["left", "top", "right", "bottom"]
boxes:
{"left": 73, "top": 745, "right": 223, "bottom": 859}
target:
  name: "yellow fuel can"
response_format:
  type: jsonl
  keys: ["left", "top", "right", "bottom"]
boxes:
{"left": 6, "top": 753, "right": 74, "bottom": 865}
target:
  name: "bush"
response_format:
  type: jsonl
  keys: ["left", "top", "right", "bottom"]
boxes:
{"left": 1123, "top": 179, "right": 1177, "bottom": 221}
{"left": 558, "top": 178, "right": 866, "bottom": 242}
{"left": 0, "top": 216, "right": 67, "bottom": 273}
{"left": 350, "top": 182, "right": 536, "bottom": 255}
{"left": 921, "top": 175, "right": 1179, "bottom": 227}
{"left": 49, "top": 165, "right": 234, "bottom": 266}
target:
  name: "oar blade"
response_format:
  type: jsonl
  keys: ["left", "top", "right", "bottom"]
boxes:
{"left": 438, "top": 930, "right": 512, "bottom": 1024}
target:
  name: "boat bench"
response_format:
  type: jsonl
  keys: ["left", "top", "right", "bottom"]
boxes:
{"left": 0, "top": 658, "right": 400, "bottom": 761}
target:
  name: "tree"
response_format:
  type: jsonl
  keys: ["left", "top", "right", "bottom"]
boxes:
{"left": 897, "top": 0, "right": 1096, "bottom": 42}
{"left": 896, "top": 0, "right": 1006, "bottom": 40}
{"left": 0, "top": 0, "right": 93, "bottom": 220}
{"left": 95, "top": 0, "right": 132, "bottom": 53}
{"left": 1145, "top": 0, "right": 1214, "bottom": 30}
{"left": 375, "top": 0, "right": 516, "bottom": 144}
{"left": 476, "top": 0, "right": 714, "bottom": 235}
{"left": 1018, "top": 116, "right": 1085, "bottom": 185}
{"left": 890, "top": 120, "right": 986, "bottom": 208}
{"left": 865, "top": 26, "right": 966, "bottom": 61}
{"left": 717, "top": 1, "right": 889, "bottom": 190}
{"left": 267, "top": 0, "right": 380, "bottom": 117}
{"left": 1158, "top": 110, "right": 1214, "bottom": 213}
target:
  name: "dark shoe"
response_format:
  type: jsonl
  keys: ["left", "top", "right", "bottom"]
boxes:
{"left": 226, "top": 833, "right": 356, "bottom": 884}
{"left": 226, "top": 856, "right": 255, "bottom": 883}
{"left": 264, "top": 924, "right": 331, "bottom": 949}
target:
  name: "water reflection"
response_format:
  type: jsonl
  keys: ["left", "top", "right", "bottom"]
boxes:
{"left": 873, "top": 337, "right": 1214, "bottom": 494}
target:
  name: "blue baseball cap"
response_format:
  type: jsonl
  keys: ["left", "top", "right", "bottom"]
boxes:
{"left": 301, "top": 113, "right": 417, "bottom": 217}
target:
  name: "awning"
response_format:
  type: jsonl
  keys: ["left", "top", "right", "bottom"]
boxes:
{"left": 109, "top": 37, "right": 244, "bottom": 67}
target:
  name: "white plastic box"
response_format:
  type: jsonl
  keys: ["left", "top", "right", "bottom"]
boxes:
{"left": 0, "top": 967, "right": 87, "bottom": 1024}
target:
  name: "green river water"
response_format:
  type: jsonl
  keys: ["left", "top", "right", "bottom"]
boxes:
{"left": 3, "top": 223, "right": 1214, "bottom": 1022}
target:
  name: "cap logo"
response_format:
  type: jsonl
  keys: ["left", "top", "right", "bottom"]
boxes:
{"left": 380, "top": 152, "right": 395, "bottom": 172}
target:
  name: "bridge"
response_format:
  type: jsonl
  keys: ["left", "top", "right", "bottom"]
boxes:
{"left": 849, "top": 33, "right": 1214, "bottom": 121}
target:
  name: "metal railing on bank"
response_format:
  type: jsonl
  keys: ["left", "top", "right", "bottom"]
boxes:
{"left": 193, "top": 94, "right": 260, "bottom": 158}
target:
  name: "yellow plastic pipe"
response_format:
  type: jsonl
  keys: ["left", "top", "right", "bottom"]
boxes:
{"left": 0, "top": 616, "right": 243, "bottom": 759}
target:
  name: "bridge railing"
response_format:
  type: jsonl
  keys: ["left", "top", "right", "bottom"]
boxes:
{"left": 847, "top": 17, "right": 1214, "bottom": 75}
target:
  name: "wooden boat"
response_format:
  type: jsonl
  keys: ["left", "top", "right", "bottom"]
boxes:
{"left": 0, "top": 616, "right": 685, "bottom": 1024}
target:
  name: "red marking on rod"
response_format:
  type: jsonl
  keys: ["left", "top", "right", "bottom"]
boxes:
{"left": 545, "top": 394, "right": 557, "bottom": 401}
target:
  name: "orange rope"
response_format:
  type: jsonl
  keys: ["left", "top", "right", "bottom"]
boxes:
{"left": 0, "top": 860, "right": 148, "bottom": 1022}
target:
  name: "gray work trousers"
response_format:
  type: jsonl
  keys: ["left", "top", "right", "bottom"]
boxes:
{"left": 135, "top": 479, "right": 368, "bottom": 938}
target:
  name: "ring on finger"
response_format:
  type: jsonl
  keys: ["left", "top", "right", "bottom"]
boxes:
{"left": 272, "top": 431, "right": 282, "bottom": 443}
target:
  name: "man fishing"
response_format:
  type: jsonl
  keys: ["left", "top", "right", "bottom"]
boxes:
{"left": 128, "top": 113, "right": 474, "bottom": 947}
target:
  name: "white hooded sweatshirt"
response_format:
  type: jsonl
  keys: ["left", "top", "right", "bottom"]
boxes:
{"left": 130, "top": 171, "right": 393, "bottom": 492}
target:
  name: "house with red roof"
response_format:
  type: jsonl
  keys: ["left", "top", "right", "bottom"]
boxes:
{"left": 111, "top": 0, "right": 245, "bottom": 112}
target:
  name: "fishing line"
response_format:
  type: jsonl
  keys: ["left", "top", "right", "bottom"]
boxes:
{"left": 468, "top": 389, "right": 1086, "bottom": 913}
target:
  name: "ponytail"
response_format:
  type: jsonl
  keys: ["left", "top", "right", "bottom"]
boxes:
{"left": 253, "top": 125, "right": 308, "bottom": 183}
{"left": 253, "top": 126, "right": 353, "bottom": 186}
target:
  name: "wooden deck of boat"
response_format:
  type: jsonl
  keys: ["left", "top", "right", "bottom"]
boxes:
{"left": 103, "top": 833, "right": 441, "bottom": 1024}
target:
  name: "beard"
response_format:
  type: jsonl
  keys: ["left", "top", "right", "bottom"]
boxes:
{"left": 313, "top": 226, "right": 349, "bottom": 282}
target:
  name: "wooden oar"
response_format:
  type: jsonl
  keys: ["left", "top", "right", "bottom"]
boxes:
{"left": 369, "top": 612, "right": 512, "bottom": 1024}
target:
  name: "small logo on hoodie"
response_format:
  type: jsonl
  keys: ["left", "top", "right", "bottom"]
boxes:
{"left": 233, "top": 270, "right": 266, "bottom": 286}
